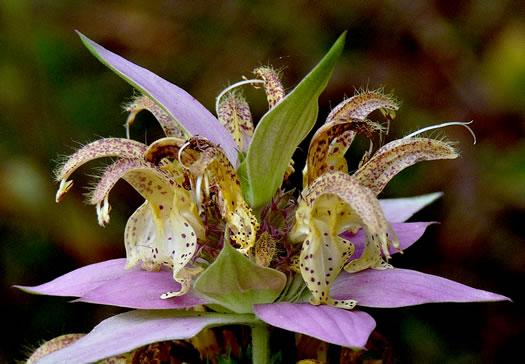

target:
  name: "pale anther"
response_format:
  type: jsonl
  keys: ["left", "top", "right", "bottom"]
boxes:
{"left": 215, "top": 79, "right": 265, "bottom": 116}
{"left": 177, "top": 141, "right": 192, "bottom": 170}
{"left": 404, "top": 121, "right": 476, "bottom": 145}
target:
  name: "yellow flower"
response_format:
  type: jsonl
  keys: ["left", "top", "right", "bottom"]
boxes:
{"left": 55, "top": 95, "right": 259, "bottom": 299}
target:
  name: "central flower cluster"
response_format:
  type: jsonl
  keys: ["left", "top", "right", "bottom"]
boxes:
{"left": 55, "top": 61, "right": 458, "bottom": 310}
{"left": 20, "top": 33, "right": 509, "bottom": 364}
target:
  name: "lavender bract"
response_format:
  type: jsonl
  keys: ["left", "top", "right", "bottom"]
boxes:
{"left": 18, "top": 32, "right": 510, "bottom": 364}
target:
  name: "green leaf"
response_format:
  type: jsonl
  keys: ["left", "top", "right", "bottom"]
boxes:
{"left": 194, "top": 240, "right": 287, "bottom": 314}
{"left": 241, "top": 32, "right": 346, "bottom": 208}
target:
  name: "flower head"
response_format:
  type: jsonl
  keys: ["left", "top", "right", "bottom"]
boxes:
{"left": 17, "top": 32, "right": 510, "bottom": 363}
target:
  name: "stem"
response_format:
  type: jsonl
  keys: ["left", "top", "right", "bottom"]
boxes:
{"left": 251, "top": 322, "right": 271, "bottom": 364}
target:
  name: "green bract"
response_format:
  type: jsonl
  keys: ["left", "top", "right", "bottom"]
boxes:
{"left": 193, "top": 238, "right": 287, "bottom": 314}
{"left": 240, "top": 32, "right": 346, "bottom": 209}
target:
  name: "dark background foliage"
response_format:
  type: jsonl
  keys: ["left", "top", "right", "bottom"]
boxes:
{"left": 2, "top": 0, "right": 524, "bottom": 362}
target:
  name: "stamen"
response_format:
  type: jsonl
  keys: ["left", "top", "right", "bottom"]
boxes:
{"left": 125, "top": 114, "right": 132, "bottom": 139}
{"left": 177, "top": 141, "right": 192, "bottom": 170}
{"left": 195, "top": 175, "right": 203, "bottom": 205}
{"left": 55, "top": 179, "right": 73, "bottom": 203}
{"left": 215, "top": 79, "right": 264, "bottom": 116}
{"left": 96, "top": 196, "right": 111, "bottom": 226}
{"left": 204, "top": 174, "right": 210, "bottom": 197}
{"left": 404, "top": 121, "right": 476, "bottom": 144}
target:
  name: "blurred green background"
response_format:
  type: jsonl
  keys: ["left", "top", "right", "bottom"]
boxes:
{"left": 2, "top": 0, "right": 524, "bottom": 362}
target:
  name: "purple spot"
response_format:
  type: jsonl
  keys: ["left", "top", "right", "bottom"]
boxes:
{"left": 159, "top": 205, "right": 164, "bottom": 210}
{"left": 181, "top": 233, "right": 187, "bottom": 238}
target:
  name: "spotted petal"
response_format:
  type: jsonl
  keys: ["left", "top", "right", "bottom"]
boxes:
{"left": 217, "top": 92, "right": 253, "bottom": 151}
{"left": 354, "top": 138, "right": 458, "bottom": 195}
{"left": 125, "top": 95, "right": 186, "bottom": 138}
{"left": 55, "top": 138, "right": 147, "bottom": 202}
{"left": 254, "top": 66, "right": 286, "bottom": 109}
{"left": 89, "top": 158, "right": 174, "bottom": 225}
{"left": 91, "top": 157, "right": 204, "bottom": 297}
{"left": 77, "top": 32, "right": 239, "bottom": 166}
{"left": 303, "top": 91, "right": 399, "bottom": 186}
{"left": 290, "top": 172, "right": 396, "bottom": 308}
{"left": 145, "top": 137, "right": 259, "bottom": 253}
{"left": 304, "top": 117, "right": 381, "bottom": 186}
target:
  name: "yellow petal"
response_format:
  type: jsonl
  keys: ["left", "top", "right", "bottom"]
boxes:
{"left": 303, "top": 90, "right": 399, "bottom": 187}
{"left": 292, "top": 171, "right": 396, "bottom": 307}
{"left": 145, "top": 136, "right": 259, "bottom": 253}
{"left": 254, "top": 66, "right": 285, "bottom": 108}
{"left": 303, "top": 118, "right": 382, "bottom": 186}
{"left": 217, "top": 92, "right": 253, "bottom": 151}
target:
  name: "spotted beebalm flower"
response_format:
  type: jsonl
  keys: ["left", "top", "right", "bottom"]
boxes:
{"left": 289, "top": 90, "right": 461, "bottom": 309}
{"left": 16, "top": 32, "right": 509, "bottom": 364}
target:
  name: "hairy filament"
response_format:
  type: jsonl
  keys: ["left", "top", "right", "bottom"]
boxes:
{"left": 215, "top": 79, "right": 265, "bottom": 116}
{"left": 404, "top": 121, "right": 476, "bottom": 144}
